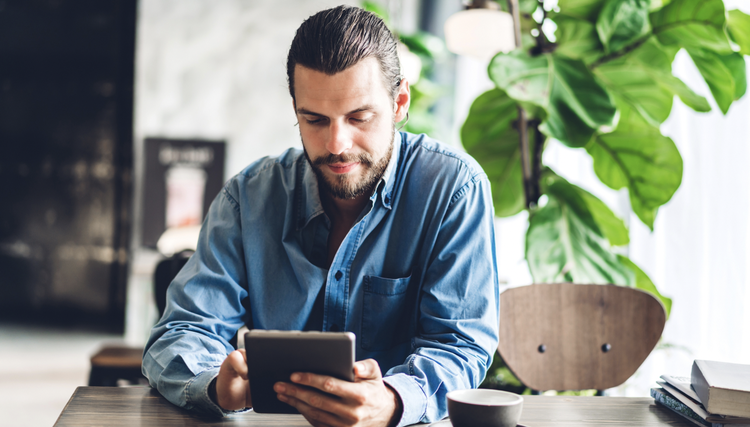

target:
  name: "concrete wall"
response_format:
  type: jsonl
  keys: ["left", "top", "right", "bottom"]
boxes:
{"left": 126, "top": 0, "right": 360, "bottom": 343}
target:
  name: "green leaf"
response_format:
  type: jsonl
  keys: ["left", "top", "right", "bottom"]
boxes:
{"left": 648, "top": 0, "right": 671, "bottom": 12}
{"left": 461, "top": 89, "right": 526, "bottom": 218}
{"left": 554, "top": 17, "right": 604, "bottom": 65}
{"left": 587, "top": 100, "right": 683, "bottom": 229}
{"left": 724, "top": 52, "right": 748, "bottom": 100}
{"left": 556, "top": 0, "right": 607, "bottom": 21}
{"left": 596, "top": 0, "right": 651, "bottom": 54}
{"left": 540, "top": 172, "right": 630, "bottom": 246}
{"left": 526, "top": 175, "right": 634, "bottom": 285}
{"left": 578, "top": 190, "right": 629, "bottom": 246}
{"left": 594, "top": 38, "right": 710, "bottom": 123}
{"left": 728, "top": 10, "right": 750, "bottom": 56}
{"left": 520, "top": 0, "right": 540, "bottom": 14}
{"left": 626, "top": 39, "right": 710, "bottom": 112}
{"left": 630, "top": 195, "right": 658, "bottom": 228}
{"left": 541, "top": 169, "right": 630, "bottom": 246}
{"left": 687, "top": 48, "right": 746, "bottom": 114}
{"left": 399, "top": 32, "right": 446, "bottom": 61}
{"left": 362, "top": 1, "right": 390, "bottom": 26}
{"left": 595, "top": 56, "right": 674, "bottom": 125}
{"left": 489, "top": 51, "right": 616, "bottom": 147}
{"left": 650, "top": 0, "right": 733, "bottom": 54}
{"left": 495, "top": 0, "right": 539, "bottom": 14}
{"left": 617, "top": 255, "right": 672, "bottom": 318}
{"left": 655, "top": 72, "right": 711, "bottom": 112}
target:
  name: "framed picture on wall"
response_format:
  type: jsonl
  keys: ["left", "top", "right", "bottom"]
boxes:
{"left": 141, "top": 138, "right": 225, "bottom": 249}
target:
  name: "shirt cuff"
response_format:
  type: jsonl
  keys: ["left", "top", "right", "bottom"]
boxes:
{"left": 383, "top": 373, "right": 427, "bottom": 427}
{"left": 186, "top": 368, "right": 252, "bottom": 417}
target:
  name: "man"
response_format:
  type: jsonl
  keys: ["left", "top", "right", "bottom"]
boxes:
{"left": 143, "top": 5, "right": 499, "bottom": 427}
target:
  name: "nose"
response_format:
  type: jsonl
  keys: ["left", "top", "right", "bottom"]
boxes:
{"left": 325, "top": 119, "right": 352, "bottom": 156}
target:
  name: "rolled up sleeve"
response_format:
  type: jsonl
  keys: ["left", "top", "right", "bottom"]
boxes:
{"left": 142, "top": 186, "right": 249, "bottom": 415}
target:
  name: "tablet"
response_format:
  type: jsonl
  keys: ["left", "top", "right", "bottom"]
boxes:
{"left": 244, "top": 330, "right": 355, "bottom": 414}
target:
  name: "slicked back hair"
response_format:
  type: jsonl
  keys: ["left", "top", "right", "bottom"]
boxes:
{"left": 287, "top": 5, "right": 402, "bottom": 100}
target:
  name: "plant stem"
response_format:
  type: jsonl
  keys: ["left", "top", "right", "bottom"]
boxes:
{"left": 533, "top": 0, "right": 550, "bottom": 52}
{"left": 508, "top": 0, "right": 522, "bottom": 47}
{"left": 516, "top": 106, "right": 533, "bottom": 208}
{"left": 507, "top": 0, "right": 534, "bottom": 209}
{"left": 529, "top": 119, "right": 544, "bottom": 205}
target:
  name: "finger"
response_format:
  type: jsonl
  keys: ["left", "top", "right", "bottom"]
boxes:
{"left": 225, "top": 349, "right": 248, "bottom": 380}
{"left": 289, "top": 372, "right": 360, "bottom": 399}
{"left": 353, "top": 359, "right": 382, "bottom": 381}
{"left": 275, "top": 382, "right": 350, "bottom": 414}
{"left": 279, "top": 380, "right": 366, "bottom": 421}
{"left": 277, "top": 393, "right": 343, "bottom": 427}
{"left": 216, "top": 350, "right": 250, "bottom": 411}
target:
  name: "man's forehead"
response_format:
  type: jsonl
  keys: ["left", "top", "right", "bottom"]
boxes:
{"left": 293, "top": 57, "right": 389, "bottom": 102}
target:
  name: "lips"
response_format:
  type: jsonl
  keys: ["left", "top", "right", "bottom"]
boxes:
{"left": 327, "top": 163, "right": 360, "bottom": 174}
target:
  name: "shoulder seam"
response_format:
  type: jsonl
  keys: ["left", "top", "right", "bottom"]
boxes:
{"left": 449, "top": 173, "right": 488, "bottom": 207}
{"left": 413, "top": 144, "right": 487, "bottom": 207}
{"left": 417, "top": 144, "right": 485, "bottom": 181}
{"left": 222, "top": 187, "right": 241, "bottom": 213}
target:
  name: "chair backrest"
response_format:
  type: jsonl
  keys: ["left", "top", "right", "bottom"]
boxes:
{"left": 153, "top": 250, "right": 193, "bottom": 318}
{"left": 497, "top": 283, "right": 666, "bottom": 391}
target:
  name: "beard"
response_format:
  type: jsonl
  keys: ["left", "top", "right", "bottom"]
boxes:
{"left": 303, "top": 127, "right": 395, "bottom": 200}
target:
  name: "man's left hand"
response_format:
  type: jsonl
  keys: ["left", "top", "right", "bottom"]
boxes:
{"left": 273, "top": 358, "right": 402, "bottom": 427}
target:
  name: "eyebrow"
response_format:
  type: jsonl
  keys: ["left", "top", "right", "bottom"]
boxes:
{"left": 296, "top": 105, "right": 376, "bottom": 117}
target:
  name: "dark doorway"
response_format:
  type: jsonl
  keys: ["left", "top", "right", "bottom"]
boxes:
{"left": 0, "top": 0, "right": 136, "bottom": 332}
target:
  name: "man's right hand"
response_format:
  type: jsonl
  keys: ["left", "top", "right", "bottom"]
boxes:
{"left": 214, "top": 349, "right": 252, "bottom": 411}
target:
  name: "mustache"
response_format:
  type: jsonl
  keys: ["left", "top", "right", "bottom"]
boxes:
{"left": 311, "top": 153, "right": 373, "bottom": 167}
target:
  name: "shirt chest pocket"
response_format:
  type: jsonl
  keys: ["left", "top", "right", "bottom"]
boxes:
{"left": 361, "top": 273, "right": 413, "bottom": 351}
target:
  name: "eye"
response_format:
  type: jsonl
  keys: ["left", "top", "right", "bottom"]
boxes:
{"left": 349, "top": 114, "right": 372, "bottom": 124}
{"left": 303, "top": 117, "right": 326, "bottom": 125}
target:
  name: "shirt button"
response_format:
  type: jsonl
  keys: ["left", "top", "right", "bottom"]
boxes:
{"left": 330, "top": 324, "right": 340, "bottom": 332}
{"left": 335, "top": 270, "right": 343, "bottom": 280}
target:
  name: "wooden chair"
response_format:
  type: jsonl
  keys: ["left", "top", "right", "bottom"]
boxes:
{"left": 88, "top": 251, "right": 192, "bottom": 386}
{"left": 87, "top": 346, "right": 146, "bottom": 386}
{"left": 496, "top": 283, "right": 666, "bottom": 393}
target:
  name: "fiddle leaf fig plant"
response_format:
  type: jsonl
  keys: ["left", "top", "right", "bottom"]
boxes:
{"left": 462, "top": 0, "right": 750, "bottom": 316}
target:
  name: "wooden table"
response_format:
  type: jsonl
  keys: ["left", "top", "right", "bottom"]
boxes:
{"left": 54, "top": 386, "right": 693, "bottom": 426}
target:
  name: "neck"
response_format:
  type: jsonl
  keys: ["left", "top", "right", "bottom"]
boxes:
{"left": 321, "top": 191, "right": 370, "bottom": 226}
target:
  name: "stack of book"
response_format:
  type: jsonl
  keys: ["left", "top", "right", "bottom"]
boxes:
{"left": 651, "top": 360, "right": 750, "bottom": 427}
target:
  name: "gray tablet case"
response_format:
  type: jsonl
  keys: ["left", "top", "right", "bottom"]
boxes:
{"left": 245, "top": 330, "right": 356, "bottom": 414}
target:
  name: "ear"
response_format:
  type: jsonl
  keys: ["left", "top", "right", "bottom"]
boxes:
{"left": 394, "top": 78, "right": 410, "bottom": 123}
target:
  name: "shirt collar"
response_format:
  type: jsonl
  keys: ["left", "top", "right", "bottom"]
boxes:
{"left": 297, "top": 156, "right": 325, "bottom": 231}
{"left": 296, "top": 130, "right": 402, "bottom": 231}
{"left": 371, "top": 129, "right": 401, "bottom": 210}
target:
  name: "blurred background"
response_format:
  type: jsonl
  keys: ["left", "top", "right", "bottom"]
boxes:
{"left": 0, "top": 0, "right": 748, "bottom": 425}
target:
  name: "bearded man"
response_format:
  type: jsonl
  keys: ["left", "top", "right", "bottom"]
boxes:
{"left": 143, "top": 5, "right": 499, "bottom": 427}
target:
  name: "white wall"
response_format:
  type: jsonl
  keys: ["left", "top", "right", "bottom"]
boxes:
{"left": 126, "top": 0, "right": 359, "bottom": 344}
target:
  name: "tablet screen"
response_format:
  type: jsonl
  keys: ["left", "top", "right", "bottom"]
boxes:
{"left": 244, "top": 330, "right": 355, "bottom": 414}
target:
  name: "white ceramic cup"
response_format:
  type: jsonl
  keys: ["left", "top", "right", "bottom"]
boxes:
{"left": 446, "top": 389, "right": 524, "bottom": 427}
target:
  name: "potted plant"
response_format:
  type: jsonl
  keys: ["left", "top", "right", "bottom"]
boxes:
{"left": 463, "top": 0, "right": 750, "bottom": 313}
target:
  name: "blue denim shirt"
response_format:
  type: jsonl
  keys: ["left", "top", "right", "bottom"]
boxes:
{"left": 143, "top": 131, "right": 499, "bottom": 426}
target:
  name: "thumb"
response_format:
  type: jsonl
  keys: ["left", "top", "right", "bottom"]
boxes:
{"left": 354, "top": 359, "right": 382, "bottom": 380}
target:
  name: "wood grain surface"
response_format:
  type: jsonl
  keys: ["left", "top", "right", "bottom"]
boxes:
{"left": 54, "top": 387, "right": 692, "bottom": 426}
{"left": 497, "top": 283, "right": 666, "bottom": 391}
